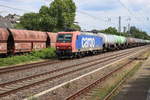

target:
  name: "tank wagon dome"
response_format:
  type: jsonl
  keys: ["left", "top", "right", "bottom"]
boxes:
{"left": 9, "top": 29, "right": 47, "bottom": 42}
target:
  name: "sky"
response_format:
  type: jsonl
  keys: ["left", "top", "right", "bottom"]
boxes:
{"left": 0, "top": 0, "right": 150, "bottom": 34}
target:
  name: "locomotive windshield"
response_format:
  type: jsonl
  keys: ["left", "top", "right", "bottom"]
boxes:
{"left": 57, "top": 34, "right": 72, "bottom": 43}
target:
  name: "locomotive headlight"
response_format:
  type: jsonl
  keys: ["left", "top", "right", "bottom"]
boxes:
{"left": 68, "top": 46, "right": 72, "bottom": 49}
{"left": 56, "top": 47, "right": 60, "bottom": 49}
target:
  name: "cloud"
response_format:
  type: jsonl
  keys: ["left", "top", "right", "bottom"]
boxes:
{"left": 75, "top": 0, "right": 120, "bottom": 11}
{"left": 0, "top": 0, "right": 149, "bottom": 33}
{"left": 0, "top": 0, "right": 46, "bottom": 15}
{"left": 74, "top": 0, "right": 150, "bottom": 33}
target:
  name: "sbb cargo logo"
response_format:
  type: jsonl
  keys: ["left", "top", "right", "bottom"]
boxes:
{"left": 82, "top": 37, "right": 95, "bottom": 48}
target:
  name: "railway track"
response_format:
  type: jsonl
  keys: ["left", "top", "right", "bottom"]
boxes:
{"left": 102, "top": 54, "right": 150, "bottom": 100}
{"left": 65, "top": 60, "right": 134, "bottom": 100}
{"left": 0, "top": 60, "right": 60, "bottom": 75}
{"left": 65, "top": 53, "right": 145, "bottom": 100}
{"left": 0, "top": 46, "right": 145, "bottom": 75}
{"left": 0, "top": 47, "right": 145, "bottom": 98}
{"left": 0, "top": 50, "right": 120, "bottom": 74}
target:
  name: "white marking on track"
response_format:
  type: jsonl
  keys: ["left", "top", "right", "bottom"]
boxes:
{"left": 146, "top": 89, "right": 150, "bottom": 100}
{"left": 24, "top": 49, "right": 146, "bottom": 100}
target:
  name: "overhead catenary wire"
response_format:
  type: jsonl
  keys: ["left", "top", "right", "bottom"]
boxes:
{"left": 116, "top": 0, "right": 150, "bottom": 32}
{"left": 77, "top": 10, "right": 117, "bottom": 29}
{"left": 0, "top": 0, "right": 148, "bottom": 32}
{"left": 126, "top": 0, "right": 149, "bottom": 21}
{"left": 0, "top": 0, "right": 35, "bottom": 13}
{"left": 0, "top": 4, "right": 118, "bottom": 31}
{"left": 77, "top": 10, "right": 108, "bottom": 30}
{"left": 0, "top": 4, "right": 32, "bottom": 12}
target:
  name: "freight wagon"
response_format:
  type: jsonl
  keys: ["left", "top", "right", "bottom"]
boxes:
{"left": 0, "top": 28, "right": 57, "bottom": 55}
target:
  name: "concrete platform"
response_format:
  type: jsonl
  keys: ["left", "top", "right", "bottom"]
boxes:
{"left": 113, "top": 56, "right": 150, "bottom": 100}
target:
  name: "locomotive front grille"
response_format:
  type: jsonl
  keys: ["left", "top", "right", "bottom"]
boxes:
{"left": 56, "top": 49, "right": 72, "bottom": 56}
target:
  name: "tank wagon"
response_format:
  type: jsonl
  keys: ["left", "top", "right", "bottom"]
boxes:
{"left": 56, "top": 31, "right": 150, "bottom": 58}
{"left": 0, "top": 28, "right": 57, "bottom": 55}
{"left": 98, "top": 33, "right": 127, "bottom": 50}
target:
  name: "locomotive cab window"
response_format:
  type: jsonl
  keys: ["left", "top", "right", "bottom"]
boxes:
{"left": 57, "top": 34, "right": 72, "bottom": 43}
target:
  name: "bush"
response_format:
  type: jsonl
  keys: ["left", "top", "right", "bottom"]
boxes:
{"left": 0, "top": 48, "right": 56, "bottom": 67}
{"left": 31, "top": 48, "right": 56, "bottom": 59}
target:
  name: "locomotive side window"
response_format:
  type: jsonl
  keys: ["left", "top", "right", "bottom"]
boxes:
{"left": 57, "top": 34, "right": 72, "bottom": 43}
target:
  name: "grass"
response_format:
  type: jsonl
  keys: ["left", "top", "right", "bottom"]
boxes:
{"left": 89, "top": 50, "right": 150, "bottom": 100}
{"left": 110, "top": 62, "right": 143, "bottom": 100}
{"left": 93, "top": 50, "right": 150, "bottom": 99}
{"left": 0, "top": 48, "right": 56, "bottom": 67}
{"left": 90, "top": 62, "right": 141, "bottom": 100}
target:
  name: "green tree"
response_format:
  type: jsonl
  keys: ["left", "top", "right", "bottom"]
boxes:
{"left": 49, "top": 0, "right": 76, "bottom": 31}
{"left": 49, "top": 0, "right": 64, "bottom": 31}
{"left": 63, "top": 0, "right": 76, "bottom": 28}
{"left": 38, "top": 15, "right": 57, "bottom": 31}
{"left": 70, "top": 24, "right": 81, "bottom": 31}
{"left": 39, "top": 6, "right": 49, "bottom": 15}
{"left": 99, "top": 26, "right": 150, "bottom": 40}
{"left": 18, "top": 13, "right": 40, "bottom": 30}
{"left": 100, "top": 27, "right": 121, "bottom": 36}
{"left": 38, "top": 6, "right": 57, "bottom": 31}
{"left": 15, "top": 0, "right": 79, "bottom": 32}
{"left": 129, "top": 26, "right": 150, "bottom": 40}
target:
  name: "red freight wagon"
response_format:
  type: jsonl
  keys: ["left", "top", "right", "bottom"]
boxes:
{"left": 0, "top": 28, "right": 9, "bottom": 54}
{"left": 8, "top": 29, "right": 48, "bottom": 53}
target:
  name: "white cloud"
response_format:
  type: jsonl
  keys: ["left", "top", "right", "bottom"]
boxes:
{"left": 0, "top": 0, "right": 46, "bottom": 15}
{"left": 0, "top": 0, "right": 149, "bottom": 33}
{"left": 74, "top": 0, "right": 150, "bottom": 33}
